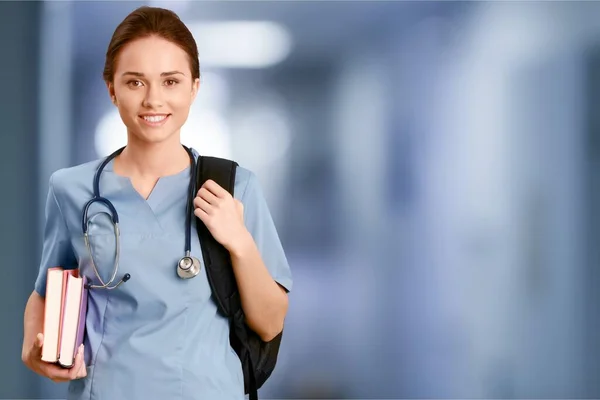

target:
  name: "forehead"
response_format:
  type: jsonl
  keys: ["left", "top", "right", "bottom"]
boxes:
{"left": 115, "top": 35, "right": 191, "bottom": 76}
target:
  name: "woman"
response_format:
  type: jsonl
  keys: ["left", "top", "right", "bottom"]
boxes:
{"left": 21, "top": 6, "right": 292, "bottom": 400}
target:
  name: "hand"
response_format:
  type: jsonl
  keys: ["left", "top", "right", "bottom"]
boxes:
{"left": 22, "top": 333, "right": 87, "bottom": 382}
{"left": 193, "top": 179, "right": 249, "bottom": 251}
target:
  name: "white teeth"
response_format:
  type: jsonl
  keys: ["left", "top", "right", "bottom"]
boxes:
{"left": 143, "top": 115, "right": 167, "bottom": 123}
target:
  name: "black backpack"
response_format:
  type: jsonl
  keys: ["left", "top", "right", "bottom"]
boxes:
{"left": 194, "top": 155, "right": 283, "bottom": 400}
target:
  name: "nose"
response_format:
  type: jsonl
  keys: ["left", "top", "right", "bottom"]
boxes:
{"left": 142, "top": 84, "right": 164, "bottom": 109}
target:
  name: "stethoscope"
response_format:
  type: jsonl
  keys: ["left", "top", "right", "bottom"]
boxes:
{"left": 82, "top": 145, "right": 202, "bottom": 290}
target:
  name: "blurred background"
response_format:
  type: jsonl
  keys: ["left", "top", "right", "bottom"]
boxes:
{"left": 2, "top": 0, "right": 600, "bottom": 398}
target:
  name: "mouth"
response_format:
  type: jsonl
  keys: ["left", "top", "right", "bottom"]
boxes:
{"left": 139, "top": 114, "right": 171, "bottom": 126}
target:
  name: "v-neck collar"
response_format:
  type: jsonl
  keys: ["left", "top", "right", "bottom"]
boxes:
{"left": 102, "top": 149, "right": 197, "bottom": 213}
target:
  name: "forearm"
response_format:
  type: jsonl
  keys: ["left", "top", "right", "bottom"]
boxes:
{"left": 22, "top": 291, "right": 45, "bottom": 361}
{"left": 228, "top": 232, "right": 288, "bottom": 342}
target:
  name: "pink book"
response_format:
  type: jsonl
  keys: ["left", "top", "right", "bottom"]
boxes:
{"left": 41, "top": 267, "right": 67, "bottom": 363}
{"left": 57, "top": 270, "right": 88, "bottom": 368}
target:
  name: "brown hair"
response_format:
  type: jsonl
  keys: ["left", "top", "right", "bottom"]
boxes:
{"left": 103, "top": 6, "right": 200, "bottom": 83}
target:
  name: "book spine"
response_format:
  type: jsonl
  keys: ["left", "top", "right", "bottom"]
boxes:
{"left": 75, "top": 276, "right": 88, "bottom": 350}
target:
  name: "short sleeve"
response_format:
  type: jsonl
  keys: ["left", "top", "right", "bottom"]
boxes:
{"left": 240, "top": 171, "right": 293, "bottom": 293}
{"left": 34, "top": 173, "right": 77, "bottom": 297}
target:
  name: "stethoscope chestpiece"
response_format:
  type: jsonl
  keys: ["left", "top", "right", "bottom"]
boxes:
{"left": 177, "top": 256, "right": 201, "bottom": 279}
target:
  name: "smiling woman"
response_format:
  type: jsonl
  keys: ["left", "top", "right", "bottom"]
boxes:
{"left": 104, "top": 14, "right": 200, "bottom": 176}
{"left": 106, "top": 32, "right": 200, "bottom": 196}
{"left": 22, "top": 6, "right": 293, "bottom": 400}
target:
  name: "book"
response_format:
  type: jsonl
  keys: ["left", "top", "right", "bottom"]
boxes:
{"left": 41, "top": 268, "right": 88, "bottom": 368}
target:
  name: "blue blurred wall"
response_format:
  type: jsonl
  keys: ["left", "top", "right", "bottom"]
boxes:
{"left": 0, "top": 2, "right": 42, "bottom": 399}
{"left": 5, "top": 1, "right": 600, "bottom": 399}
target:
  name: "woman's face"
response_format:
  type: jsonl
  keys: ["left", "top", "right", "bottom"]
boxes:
{"left": 108, "top": 35, "right": 199, "bottom": 146}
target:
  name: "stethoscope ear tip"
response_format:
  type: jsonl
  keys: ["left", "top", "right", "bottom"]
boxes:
{"left": 123, "top": 273, "right": 131, "bottom": 282}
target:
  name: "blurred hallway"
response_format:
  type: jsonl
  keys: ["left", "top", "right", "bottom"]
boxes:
{"left": 3, "top": 1, "right": 600, "bottom": 398}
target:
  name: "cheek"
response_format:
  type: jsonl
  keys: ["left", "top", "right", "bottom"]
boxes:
{"left": 168, "top": 92, "right": 194, "bottom": 115}
{"left": 169, "top": 89, "right": 193, "bottom": 108}
{"left": 117, "top": 105, "right": 139, "bottom": 126}
{"left": 115, "top": 95, "right": 140, "bottom": 117}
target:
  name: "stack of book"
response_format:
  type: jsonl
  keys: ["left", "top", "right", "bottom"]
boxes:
{"left": 41, "top": 267, "right": 88, "bottom": 368}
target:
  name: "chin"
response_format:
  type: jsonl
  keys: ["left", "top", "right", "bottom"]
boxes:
{"left": 134, "top": 123, "right": 179, "bottom": 143}
{"left": 125, "top": 131, "right": 171, "bottom": 147}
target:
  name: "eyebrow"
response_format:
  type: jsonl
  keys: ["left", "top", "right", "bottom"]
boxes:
{"left": 121, "top": 71, "right": 186, "bottom": 77}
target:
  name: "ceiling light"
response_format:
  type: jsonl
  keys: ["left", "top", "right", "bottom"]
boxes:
{"left": 188, "top": 21, "right": 293, "bottom": 68}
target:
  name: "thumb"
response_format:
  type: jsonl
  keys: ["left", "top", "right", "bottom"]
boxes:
{"left": 33, "top": 333, "right": 43, "bottom": 355}
{"left": 235, "top": 199, "right": 244, "bottom": 214}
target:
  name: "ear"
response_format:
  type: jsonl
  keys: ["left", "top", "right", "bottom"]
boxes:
{"left": 106, "top": 81, "right": 117, "bottom": 105}
{"left": 190, "top": 78, "right": 200, "bottom": 103}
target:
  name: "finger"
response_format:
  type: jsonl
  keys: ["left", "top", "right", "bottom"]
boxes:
{"left": 31, "top": 333, "right": 44, "bottom": 358}
{"left": 51, "top": 376, "right": 71, "bottom": 383}
{"left": 235, "top": 199, "right": 244, "bottom": 214}
{"left": 202, "top": 179, "right": 229, "bottom": 198}
{"left": 193, "top": 196, "right": 213, "bottom": 215}
{"left": 197, "top": 187, "right": 219, "bottom": 205}
{"left": 194, "top": 206, "right": 209, "bottom": 221}
{"left": 36, "top": 333, "right": 44, "bottom": 348}
{"left": 77, "top": 358, "right": 88, "bottom": 378}
{"left": 73, "top": 348, "right": 86, "bottom": 379}
{"left": 69, "top": 345, "right": 84, "bottom": 380}
{"left": 41, "top": 363, "right": 73, "bottom": 382}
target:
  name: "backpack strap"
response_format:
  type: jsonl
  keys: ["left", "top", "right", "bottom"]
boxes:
{"left": 195, "top": 155, "right": 260, "bottom": 400}
{"left": 232, "top": 322, "right": 259, "bottom": 400}
{"left": 195, "top": 155, "right": 240, "bottom": 317}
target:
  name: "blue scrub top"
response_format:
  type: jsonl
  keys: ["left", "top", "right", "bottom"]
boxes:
{"left": 34, "top": 149, "right": 293, "bottom": 400}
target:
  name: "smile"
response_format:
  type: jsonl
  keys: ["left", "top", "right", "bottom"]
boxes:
{"left": 139, "top": 114, "right": 170, "bottom": 126}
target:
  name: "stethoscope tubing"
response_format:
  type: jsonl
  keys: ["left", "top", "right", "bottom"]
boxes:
{"left": 82, "top": 145, "right": 198, "bottom": 289}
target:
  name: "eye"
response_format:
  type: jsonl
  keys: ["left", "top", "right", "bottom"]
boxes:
{"left": 165, "top": 79, "right": 178, "bottom": 86}
{"left": 126, "top": 80, "right": 143, "bottom": 88}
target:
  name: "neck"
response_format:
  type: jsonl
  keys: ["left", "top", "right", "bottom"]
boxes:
{"left": 114, "top": 135, "right": 190, "bottom": 178}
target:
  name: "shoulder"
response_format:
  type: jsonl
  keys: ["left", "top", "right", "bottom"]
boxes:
{"left": 232, "top": 164, "right": 273, "bottom": 220}
{"left": 233, "top": 164, "right": 257, "bottom": 201}
{"left": 49, "top": 158, "right": 103, "bottom": 199}
{"left": 193, "top": 151, "right": 263, "bottom": 204}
